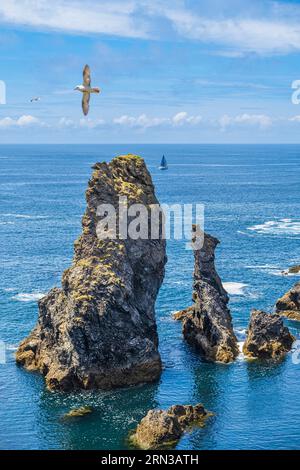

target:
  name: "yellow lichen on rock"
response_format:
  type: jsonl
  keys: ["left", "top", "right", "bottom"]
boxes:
{"left": 63, "top": 406, "right": 93, "bottom": 419}
{"left": 130, "top": 404, "right": 211, "bottom": 450}
{"left": 16, "top": 155, "right": 166, "bottom": 391}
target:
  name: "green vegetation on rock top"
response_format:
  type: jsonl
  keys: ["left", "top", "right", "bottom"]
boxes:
{"left": 114, "top": 154, "right": 142, "bottom": 161}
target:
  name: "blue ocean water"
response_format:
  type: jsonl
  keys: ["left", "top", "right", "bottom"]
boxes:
{"left": 0, "top": 144, "right": 300, "bottom": 450}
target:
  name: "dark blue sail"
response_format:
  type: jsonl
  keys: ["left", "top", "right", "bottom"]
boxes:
{"left": 159, "top": 155, "right": 168, "bottom": 170}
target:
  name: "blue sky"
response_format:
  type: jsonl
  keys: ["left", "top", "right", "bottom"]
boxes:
{"left": 1, "top": 0, "right": 300, "bottom": 143}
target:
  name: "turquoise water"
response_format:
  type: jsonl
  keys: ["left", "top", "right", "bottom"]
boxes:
{"left": 0, "top": 144, "right": 300, "bottom": 450}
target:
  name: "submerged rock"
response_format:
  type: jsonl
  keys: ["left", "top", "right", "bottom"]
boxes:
{"left": 175, "top": 227, "right": 238, "bottom": 363}
{"left": 281, "top": 265, "right": 300, "bottom": 276}
{"left": 130, "top": 403, "right": 210, "bottom": 450}
{"left": 243, "top": 309, "right": 294, "bottom": 359}
{"left": 16, "top": 154, "right": 167, "bottom": 391}
{"left": 276, "top": 282, "right": 300, "bottom": 321}
{"left": 63, "top": 406, "right": 93, "bottom": 419}
{"left": 288, "top": 265, "right": 300, "bottom": 274}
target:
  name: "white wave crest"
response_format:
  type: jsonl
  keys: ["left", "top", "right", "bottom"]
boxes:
{"left": 12, "top": 292, "right": 45, "bottom": 302}
{"left": 237, "top": 341, "right": 246, "bottom": 361}
{"left": 246, "top": 264, "right": 300, "bottom": 277}
{"left": 2, "top": 213, "right": 48, "bottom": 220}
{"left": 247, "top": 219, "right": 300, "bottom": 236}
{"left": 223, "top": 282, "right": 248, "bottom": 296}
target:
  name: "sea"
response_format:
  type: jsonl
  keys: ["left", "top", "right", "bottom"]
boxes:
{"left": 0, "top": 144, "right": 300, "bottom": 450}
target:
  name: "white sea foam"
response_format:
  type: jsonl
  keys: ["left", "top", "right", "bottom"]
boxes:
{"left": 246, "top": 264, "right": 300, "bottom": 277}
{"left": 272, "top": 270, "right": 300, "bottom": 277}
{"left": 245, "top": 264, "right": 278, "bottom": 269}
{"left": 247, "top": 219, "right": 300, "bottom": 236}
{"left": 235, "top": 327, "right": 247, "bottom": 337}
{"left": 2, "top": 213, "right": 48, "bottom": 220}
{"left": 6, "top": 344, "right": 18, "bottom": 351}
{"left": 12, "top": 292, "right": 45, "bottom": 302}
{"left": 237, "top": 341, "right": 245, "bottom": 361}
{"left": 223, "top": 282, "right": 248, "bottom": 295}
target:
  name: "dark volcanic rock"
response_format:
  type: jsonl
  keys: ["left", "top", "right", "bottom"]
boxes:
{"left": 131, "top": 403, "right": 210, "bottom": 450}
{"left": 175, "top": 227, "right": 238, "bottom": 363}
{"left": 16, "top": 154, "right": 167, "bottom": 391}
{"left": 243, "top": 309, "right": 294, "bottom": 359}
{"left": 276, "top": 282, "right": 300, "bottom": 321}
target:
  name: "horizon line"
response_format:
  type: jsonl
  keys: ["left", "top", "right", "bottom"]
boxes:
{"left": 1, "top": 142, "right": 300, "bottom": 146}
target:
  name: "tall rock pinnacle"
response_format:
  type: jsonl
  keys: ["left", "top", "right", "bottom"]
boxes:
{"left": 174, "top": 226, "right": 238, "bottom": 363}
{"left": 16, "top": 155, "right": 167, "bottom": 391}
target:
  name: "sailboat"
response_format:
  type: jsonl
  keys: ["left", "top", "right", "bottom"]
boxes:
{"left": 159, "top": 155, "right": 168, "bottom": 170}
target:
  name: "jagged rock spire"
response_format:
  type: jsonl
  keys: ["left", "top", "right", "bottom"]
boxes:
{"left": 174, "top": 225, "right": 238, "bottom": 363}
{"left": 16, "top": 155, "right": 167, "bottom": 391}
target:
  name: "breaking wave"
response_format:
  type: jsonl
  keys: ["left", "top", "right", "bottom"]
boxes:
{"left": 223, "top": 282, "right": 248, "bottom": 296}
{"left": 12, "top": 292, "right": 45, "bottom": 302}
{"left": 247, "top": 219, "right": 300, "bottom": 236}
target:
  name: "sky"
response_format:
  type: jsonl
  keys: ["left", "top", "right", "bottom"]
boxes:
{"left": 1, "top": 0, "right": 300, "bottom": 143}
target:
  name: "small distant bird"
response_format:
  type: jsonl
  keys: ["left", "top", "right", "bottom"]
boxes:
{"left": 74, "top": 65, "right": 100, "bottom": 116}
{"left": 30, "top": 96, "right": 41, "bottom": 102}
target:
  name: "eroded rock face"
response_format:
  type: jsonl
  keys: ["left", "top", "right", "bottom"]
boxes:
{"left": 131, "top": 403, "right": 209, "bottom": 450}
{"left": 175, "top": 228, "right": 238, "bottom": 363}
{"left": 276, "top": 282, "right": 300, "bottom": 321}
{"left": 243, "top": 309, "right": 294, "bottom": 359}
{"left": 16, "top": 155, "right": 167, "bottom": 391}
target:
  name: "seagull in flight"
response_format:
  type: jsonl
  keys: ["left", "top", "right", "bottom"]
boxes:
{"left": 74, "top": 65, "right": 100, "bottom": 116}
{"left": 30, "top": 96, "right": 41, "bottom": 102}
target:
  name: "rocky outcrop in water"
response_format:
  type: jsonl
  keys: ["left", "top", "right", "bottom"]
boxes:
{"left": 281, "top": 265, "right": 300, "bottom": 276}
{"left": 130, "top": 403, "right": 210, "bottom": 450}
{"left": 243, "top": 309, "right": 294, "bottom": 359}
{"left": 174, "top": 227, "right": 239, "bottom": 363}
{"left": 16, "top": 154, "right": 167, "bottom": 391}
{"left": 276, "top": 282, "right": 300, "bottom": 321}
{"left": 63, "top": 406, "right": 93, "bottom": 419}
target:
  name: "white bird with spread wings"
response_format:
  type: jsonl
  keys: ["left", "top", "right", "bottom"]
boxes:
{"left": 74, "top": 65, "right": 100, "bottom": 116}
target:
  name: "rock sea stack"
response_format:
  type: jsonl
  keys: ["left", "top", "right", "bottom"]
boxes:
{"left": 175, "top": 227, "right": 239, "bottom": 363}
{"left": 130, "top": 403, "right": 210, "bottom": 450}
{"left": 16, "top": 154, "right": 167, "bottom": 391}
{"left": 243, "top": 309, "right": 294, "bottom": 359}
{"left": 275, "top": 282, "right": 300, "bottom": 321}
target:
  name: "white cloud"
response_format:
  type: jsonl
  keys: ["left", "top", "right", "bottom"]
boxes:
{"left": 57, "top": 116, "right": 106, "bottom": 129}
{"left": 0, "top": 0, "right": 149, "bottom": 39}
{"left": 113, "top": 113, "right": 168, "bottom": 129}
{"left": 164, "top": 8, "right": 300, "bottom": 56}
{"left": 172, "top": 112, "right": 202, "bottom": 126}
{"left": 219, "top": 113, "right": 272, "bottom": 130}
{"left": 57, "top": 117, "right": 75, "bottom": 128}
{"left": 1, "top": 1, "right": 300, "bottom": 55}
{"left": 289, "top": 115, "right": 300, "bottom": 122}
{"left": 113, "top": 112, "right": 203, "bottom": 129}
{"left": 0, "top": 114, "right": 41, "bottom": 128}
{"left": 0, "top": 112, "right": 280, "bottom": 134}
{"left": 195, "top": 79, "right": 270, "bottom": 90}
{"left": 79, "top": 118, "right": 105, "bottom": 129}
